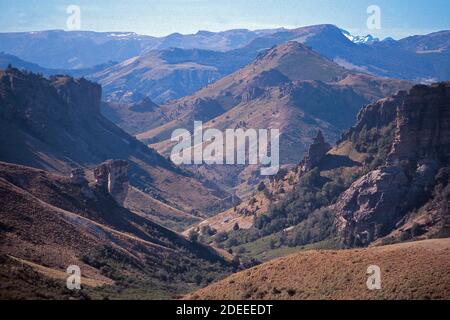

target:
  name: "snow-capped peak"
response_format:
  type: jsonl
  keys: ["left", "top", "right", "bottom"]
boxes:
{"left": 340, "top": 29, "right": 379, "bottom": 44}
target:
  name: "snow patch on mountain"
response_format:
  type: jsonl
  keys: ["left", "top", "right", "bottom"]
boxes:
{"left": 340, "top": 29, "right": 379, "bottom": 44}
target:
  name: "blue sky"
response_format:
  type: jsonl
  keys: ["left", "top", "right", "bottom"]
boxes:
{"left": 0, "top": 0, "right": 449, "bottom": 39}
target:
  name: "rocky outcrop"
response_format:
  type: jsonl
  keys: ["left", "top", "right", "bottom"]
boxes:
{"left": 0, "top": 68, "right": 101, "bottom": 133}
{"left": 51, "top": 76, "right": 102, "bottom": 116}
{"left": 334, "top": 167, "right": 409, "bottom": 246}
{"left": 388, "top": 82, "right": 450, "bottom": 165}
{"left": 107, "top": 160, "right": 129, "bottom": 205}
{"left": 300, "top": 130, "right": 331, "bottom": 172}
{"left": 94, "top": 160, "right": 129, "bottom": 205}
{"left": 333, "top": 82, "right": 450, "bottom": 246}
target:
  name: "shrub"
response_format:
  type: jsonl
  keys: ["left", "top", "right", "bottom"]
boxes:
{"left": 257, "top": 181, "right": 266, "bottom": 192}
{"left": 188, "top": 230, "right": 199, "bottom": 242}
{"left": 214, "top": 232, "right": 228, "bottom": 243}
{"left": 411, "top": 223, "right": 423, "bottom": 237}
{"left": 200, "top": 225, "right": 217, "bottom": 236}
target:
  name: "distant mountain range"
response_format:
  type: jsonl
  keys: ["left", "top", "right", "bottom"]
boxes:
{"left": 0, "top": 52, "right": 115, "bottom": 78}
{"left": 0, "top": 28, "right": 281, "bottom": 69}
{"left": 0, "top": 30, "right": 155, "bottom": 69}
{"left": 1, "top": 25, "right": 449, "bottom": 104}
{"left": 77, "top": 25, "right": 450, "bottom": 103}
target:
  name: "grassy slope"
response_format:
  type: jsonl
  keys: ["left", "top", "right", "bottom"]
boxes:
{"left": 188, "top": 238, "right": 450, "bottom": 300}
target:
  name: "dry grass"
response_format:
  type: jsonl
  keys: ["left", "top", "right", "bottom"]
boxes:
{"left": 8, "top": 256, "right": 113, "bottom": 287}
{"left": 187, "top": 238, "right": 450, "bottom": 300}
{"left": 125, "top": 186, "right": 201, "bottom": 232}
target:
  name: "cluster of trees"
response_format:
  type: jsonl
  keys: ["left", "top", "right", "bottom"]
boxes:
{"left": 348, "top": 123, "right": 395, "bottom": 170}
{"left": 210, "top": 168, "right": 348, "bottom": 250}
{"left": 254, "top": 168, "right": 345, "bottom": 237}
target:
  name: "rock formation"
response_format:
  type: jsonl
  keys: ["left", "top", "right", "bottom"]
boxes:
{"left": 107, "top": 160, "right": 129, "bottom": 205}
{"left": 51, "top": 75, "right": 102, "bottom": 116}
{"left": 333, "top": 167, "right": 409, "bottom": 246}
{"left": 333, "top": 82, "right": 450, "bottom": 246}
{"left": 388, "top": 82, "right": 450, "bottom": 165}
{"left": 94, "top": 160, "right": 129, "bottom": 205}
{"left": 300, "top": 130, "right": 331, "bottom": 172}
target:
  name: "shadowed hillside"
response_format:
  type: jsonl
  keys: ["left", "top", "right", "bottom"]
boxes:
{"left": 0, "top": 161, "right": 231, "bottom": 299}
{"left": 0, "top": 67, "right": 234, "bottom": 222}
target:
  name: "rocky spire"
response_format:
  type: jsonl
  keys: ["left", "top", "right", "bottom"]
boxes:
{"left": 94, "top": 159, "right": 129, "bottom": 205}
{"left": 300, "top": 130, "right": 331, "bottom": 172}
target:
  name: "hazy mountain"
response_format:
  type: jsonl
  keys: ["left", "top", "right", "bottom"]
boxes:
{"left": 0, "top": 52, "right": 115, "bottom": 78}
{"left": 0, "top": 30, "right": 156, "bottom": 69}
{"left": 91, "top": 41, "right": 288, "bottom": 104}
{"left": 0, "top": 29, "right": 280, "bottom": 70}
{"left": 303, "top": 26, "right": 450, "bottom": 81}
{"left": 136, "top": 41, "right": 409, "bottom": 143}
{"left": 96, "top": 25, "right": 449, "bottom": 105}
{"left": 91, "top": 48, "right": 226, "bottom": 104}
{"left": 2, "top": 26, "right": 448, "bottom": 106}
{"left": 146, "top": 28, "right": 283, "bottom": 52}
{"left": 92, "top": 25, "right": 348, "bottom": 104}
{"left": 247, "top": 24, "right": 450, "bottom": 81}
{"left": 0, "top": 52, "right": 57, "bottom": 75}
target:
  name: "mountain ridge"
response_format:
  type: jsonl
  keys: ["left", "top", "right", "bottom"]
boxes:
{"left": 0, "top": 67, "right": 234, "bottom": 223}
{"left": 2, "top": 25, "right": 449, "bottom": 105}
{"left": 133, "top": 41, "right": 410, "bottom": 196}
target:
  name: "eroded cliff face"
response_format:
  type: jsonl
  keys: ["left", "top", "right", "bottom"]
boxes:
{"left": 388, "top": 83, "right": 450, "bottom": 165}
{"left": 0, "top": 69, "right": 102, "bottom": 127}
{"left": 333, "top": 82, "right": 450, "bottom": 246}
{"left": 51, "top": 75, "right": 102, "bottom": 116}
